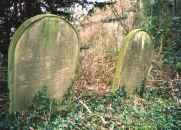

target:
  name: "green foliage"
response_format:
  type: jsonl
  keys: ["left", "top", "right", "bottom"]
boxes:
{"left": 176, "top": 62, "right": 181, "bottom": 73}
{"left": 31, "top": 87, "right": 59, "bottom": 112}
{"left": 142, "top": 0, "right": 172, "bottom": 46}
{"left": 0, "top": 87, "right": 180, "bottom": 130}
{"left": 142, "top": 0, "right": 181, "bottom": 74}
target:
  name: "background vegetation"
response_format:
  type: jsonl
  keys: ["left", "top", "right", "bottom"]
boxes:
{"left": 0, "top": 87, "right": 180, "bottom": 130}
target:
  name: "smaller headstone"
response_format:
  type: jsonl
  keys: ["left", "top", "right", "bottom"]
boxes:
{"left": 112, "top": 29, "right": 154, "bottom": 95}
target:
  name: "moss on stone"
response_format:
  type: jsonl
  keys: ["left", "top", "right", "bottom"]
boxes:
{"left": 8, "top": 14, "right": 79, "bottom": 113}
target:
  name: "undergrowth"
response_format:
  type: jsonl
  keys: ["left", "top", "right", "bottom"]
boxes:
{"left": 0, "top": 86, "right": 180, "bottom": 130}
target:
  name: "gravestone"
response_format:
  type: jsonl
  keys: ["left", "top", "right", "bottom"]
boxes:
{"left": 8, "top": 14, "right": 79, "bottom": 112}
{"left": 112, "top": 29, "right": 153, "bottom": 95}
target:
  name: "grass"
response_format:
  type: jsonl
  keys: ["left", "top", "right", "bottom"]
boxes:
{"left": 0, "top": 86, "right": 180, "bottom": 130}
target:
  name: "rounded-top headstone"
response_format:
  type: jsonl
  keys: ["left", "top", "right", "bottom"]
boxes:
{"left": 8, "top": 14, "right": 79, "bottom": 112}
{"left": 112, "top": 29, "right": 153, "bottom": 95}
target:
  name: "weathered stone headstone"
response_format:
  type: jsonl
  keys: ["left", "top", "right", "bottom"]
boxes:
{"left": 8, "top": 14, "right": 79, "bottom": 112}
{"left": 112, "top": 29, "right": 153, "bottom": 95}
